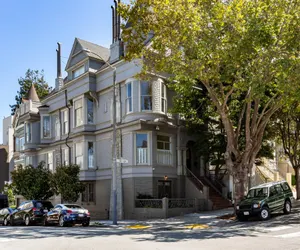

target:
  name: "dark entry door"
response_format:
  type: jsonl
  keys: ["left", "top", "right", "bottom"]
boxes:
{"left": 158, "top": 181, "right": 172, "bottom": 198}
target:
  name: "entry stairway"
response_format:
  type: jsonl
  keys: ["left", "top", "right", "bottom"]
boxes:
{"left": 186, "top": 168, "right": 232, "bottom": 210}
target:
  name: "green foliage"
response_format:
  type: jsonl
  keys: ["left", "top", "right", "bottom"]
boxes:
{"left": 2, "top": 183, "right": 16, "bottom": 206}
{"left": 11, "top": 162, "right": 55, "bottom": 200}
{"left": 10, "top": 69, "right": 52, "bottom": 115}
{"left": 53, "top": 164, "right": 85, "bottom": 202}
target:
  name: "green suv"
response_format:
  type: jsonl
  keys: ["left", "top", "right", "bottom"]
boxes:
{"left": 236, "top": 181, "right": 295, "bottom": 221}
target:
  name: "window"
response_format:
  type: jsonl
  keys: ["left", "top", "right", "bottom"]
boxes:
{"left": 87, "top": 99, "right": 94, "bottom": 124}
{"left": 62, "top": 148, "right": 69, "bottom": 165}
{"left": 16, "top": 137, "right": 20, "bottom": 151}
{"left": 55, "top": 115, "right": 60, "bottom": 139}
{"left": 20, "top": 137, "right": 25, "bottom": 150}
{"left": 282, "top": 182, "right": 291, "bottom": 191}
{"left": 126, "top": 82, "right": 132, "bottom": 113}
{"left": 25, "top": 123, "right": 31, "bottom": 143}
{"left": 82, "top": 182, "right": 95, "bottom": 202}
{"left": 73, "top": 65, "right": 85, "bottom": 79}
{"left": 140, "top": 81, "right": 152, "bottom": 111}
{"left": 47, "top": 152, "right": 53, "bottom": 171}
{"left": 61, "top": 110, "right": 68, "bottom": 134}
{"left": 75, "top": 142, "right": 83, "bottom": 168}
{"left": 88, "top": 142, "right": 94, "bottom": 169}
{"left": 74, "top": 99, "right": 83, "bottom": 127}
{"left": 161, "top": 82, "right": 167, "bottom": 113}
{"left": 42, "top": 116, "right": 51, "bottom": 138}
{"left": 157, "top": 135, "right": 172, "bottom": 165}
{"left": 136, "top": 133, "right": 148, "bottom": 164}
{"left": 25, "top": 156, "right": 31, "bottom": 166}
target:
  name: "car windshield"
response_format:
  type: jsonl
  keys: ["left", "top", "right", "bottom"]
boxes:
{"left": 35, "top": 201, "right": 54, "bottom": 209}
{"left": 247, "top": 187, "right": 268, "bottom": 198}
{"left": 65, "top": 204, "right": 82, "bottom": 209}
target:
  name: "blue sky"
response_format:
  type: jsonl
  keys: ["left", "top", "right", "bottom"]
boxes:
{"left": 0, "top": 0, "right": 127, "bottom": 143}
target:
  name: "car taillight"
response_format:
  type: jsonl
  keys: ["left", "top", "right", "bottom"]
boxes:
{"left": 66, "top": 210, "right": 73, "bottom": 214}
{"left": 87, "top": 212, "right": 90, "bottom": 216}
{"left": 32, "top": 208, "right": 37, "bottom": 211}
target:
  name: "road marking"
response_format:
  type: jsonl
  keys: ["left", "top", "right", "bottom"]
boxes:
{"left": 275, "top": 231, "right": 300, "bottom": 238}
{"left": 254, "top": 225, "right": 292, "bottom": 232}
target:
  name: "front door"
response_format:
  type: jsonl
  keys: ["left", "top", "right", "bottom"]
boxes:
{"left": 158, "top": 181, "right": 172, "bottom": 198}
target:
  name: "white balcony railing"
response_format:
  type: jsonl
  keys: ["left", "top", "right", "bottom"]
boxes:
{"left": 157, "top": 150, "right": 172, "bottom": 165}
{"left": 137, "top": 148, "right": 148, "bottom": 164}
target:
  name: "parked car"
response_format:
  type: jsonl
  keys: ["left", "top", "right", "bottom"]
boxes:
{"left": 44, "top": 204, "right": 90, "bottom": 227}
{"left": 0, "top": 207, "right": 14, "bottom": 226}
{"left": 10, "top": 200, "right": 54, "bottom": 226}
{"left": 236, "top": 180, "right": 295, "bottom": 221}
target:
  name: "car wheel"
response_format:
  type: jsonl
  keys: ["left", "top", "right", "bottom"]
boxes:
{"left": 3, "top": 218, "right": 8, "bottom": 226}
{"left": 237, "top": 214, "right": 248, "bottom": 222}
{"left": 82, "top": 222, "right": 90, "bottom": 227}
{"left": 10, "top": 216, "right": 14, "bottom": 226}
{"left": 59, "top": 216, "right": 65, "bottom": 227}
{"left": 259, "top": 207, "right": 270, "bottom": 220}
{"left": 24, "top": 215, "right": 31, "bottom": 226}
{"left": 283, "top": 200, "right": 291, "bottom": 214}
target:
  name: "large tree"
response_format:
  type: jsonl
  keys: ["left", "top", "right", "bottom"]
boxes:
{"left": 275, "top": 104, "right": 300, "bottom": 199}
{"left": 11, "top": 162, "right": 55, "bottom": 200}
{"left": 53, "top": 164, "right": 85, "bottom": 202}
{"left": 120, "top": 0, "right": 300, "bottom": 202}
{"left": 10, "top": 69, "right": 52, "bottom": 114}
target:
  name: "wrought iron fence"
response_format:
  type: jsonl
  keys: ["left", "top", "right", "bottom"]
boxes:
{"left": 135, "top": 199, "right": 163, "bottom": 208}
{"left": 168, "top": 199, "right": 195, "bottom": 209}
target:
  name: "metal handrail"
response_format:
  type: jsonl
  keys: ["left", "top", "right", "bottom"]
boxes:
{"left": 185, "top": 167, "right": 205, "bottom": 192}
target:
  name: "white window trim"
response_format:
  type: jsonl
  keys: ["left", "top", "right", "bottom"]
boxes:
{"left": 156, "top": 133, "right": 172, "bottom": 166}
{"left": 41, "top": 115, "right": 51, "bottom": 139}
{"left": 74, "top": 141, "right": 84, "bottom": 169}
{"left": 73, "top": 96, "right": 84, "bottom": 128}
{"left": 54, "top": 113, "right": 61, "bottom": 140}
{"left": 139, "top": 81, "right": 153, "bottom": 112}
{"left": 134, "top": 132, "right": 151, "bottom": 165}
{"left": 125, "top": 78, "right": 135, "bottom": 114}
{"left": 25, "top": 122, "right": 32, "bottom": 143}
{"left": 61, "top": 109, "right": 69, "bottom": 135}
{"left": 62, "top": 147, "right": 69, "bottom": 166}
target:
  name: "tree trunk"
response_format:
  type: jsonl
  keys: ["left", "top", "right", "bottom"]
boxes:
{"left": 295, "top": 167, "right": 300, "bottom": 200}
{"left": 234, "top": 167, "right": 248, "bottom": 204}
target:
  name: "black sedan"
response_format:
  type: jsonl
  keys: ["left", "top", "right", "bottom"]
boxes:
{"left": 44, "top": 204, "right": 90, "bottom": 227}
{"left": 0, "top": 208, "right": 15, "bottom": 226}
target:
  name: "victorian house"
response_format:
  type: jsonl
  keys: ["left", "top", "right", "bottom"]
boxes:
{"left": 12, "top": 2, "right": 231, "bottom": 219}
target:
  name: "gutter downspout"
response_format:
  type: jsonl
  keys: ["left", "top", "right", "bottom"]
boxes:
{"left": 65, "top": 90, "right": 71, "bottom": 164}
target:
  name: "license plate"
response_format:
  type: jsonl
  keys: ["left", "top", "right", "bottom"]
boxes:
{"left": 78, "top": 214, "right": 84, "bottom": 217}
{"left": 43, "top": 210, "right": 48, "bottom": 213}
{"left": 243, "top": 211, "right": 249, "bottom": 215}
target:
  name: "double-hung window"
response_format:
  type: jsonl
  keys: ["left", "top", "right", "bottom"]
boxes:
{"left": 88, "top": 142, "right": 94, "bottom": 169}
{"left": 82, "top": 182, "right": 95, "bottom": 202}
{"left": 136, "top": 133, "right": 148, "bottom": 164}
{"left": 126, "top": 82, "right": 132, "bottom": 113}
{"left": 62, "top": 148, "right": 69, "bottom": 165}
{"left": 42, "top": 116, "right": 51, "bottom": 138}
{"left": 140, "top": 81, "right": 152, "bottom": 111}
{"left": 47, "top": 152, "right": 53, "bottom": 171}
{"left": 75, "top": 142, "right": 83, "bottom": 168}
{"left": 55, "top": 115, "right": 60, "bottom": 139}
{"left": 61, "top": 110, "right": 68, "bottom": 134}
{"left": 25, "top": 123, "right": 31, "bottom": 143}
{"left": 157, "top": 135, "right": 172, "bottom": 165}
{"left": 161, "top": 82, "right": 167, "bottom": 113}
{"left": 87, "top": 99, "right": 94, "bottom": 124}
{"left": 72, "top": 65, "right": 85, "bottom": 79}
{"left": 74, "top": 99, "right": 83, "bottom": 127}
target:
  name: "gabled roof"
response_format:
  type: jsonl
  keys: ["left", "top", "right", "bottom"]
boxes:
{"left": 65, "top": 38, "right": 109, "bottom": 70}
{"left": 28, "top": 84, "right": 40, "bottom": 102}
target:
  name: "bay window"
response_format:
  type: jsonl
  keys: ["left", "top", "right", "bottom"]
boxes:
{"left": 75, "top": 142, "right": 83, "bottom": 168}
{"left": 55, "top": 115, "right": 60, "bottom": 139}
{"left": 25, "top": 123, "right": 31, "bottom": 143}
{"left": 157, "top": 135, "right": 172, "bottom": 165}
{"left": 87, "top": 99, "right": 94, "bottom": 124}
{"left": 136, "top": 133, "right": 148, "bottom": 164}
{"left": 88, "top": 142, "right": 94, "bottom": 169}
{"left": 141, "top": 81, "right": 152, "bottom": 111}
{"left": 74, "top": 99, "right": 83, "bottom": 127}
{"left": 126, "top": 82, "right": 132, "bottom": 113}
{"left": 42, "top": 116, "right": 51, "bottom": 138}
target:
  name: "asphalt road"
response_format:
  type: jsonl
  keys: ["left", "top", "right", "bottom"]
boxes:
{"left": 1, "top": 208, "right": 300, "bottom": 250}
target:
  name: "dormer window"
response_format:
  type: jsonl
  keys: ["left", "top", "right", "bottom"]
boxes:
{"left": 72, "top": 65, "right": 85, "bottom": 79}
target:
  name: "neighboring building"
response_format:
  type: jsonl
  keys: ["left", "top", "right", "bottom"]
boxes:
{"left": 2, "top": 116, "right": 14, "bottom": 181}
{"left": 0, "top": 145, "right": 9, "bottom": 191}
{"left": 12, "top": 1, "right": 231, "bottom": 219}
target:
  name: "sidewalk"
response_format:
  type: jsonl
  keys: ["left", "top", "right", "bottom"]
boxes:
{"left": 90, "top": 207, "right": 235, "bottom": 230}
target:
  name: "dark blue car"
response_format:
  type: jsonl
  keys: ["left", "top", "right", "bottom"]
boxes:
{"left": 44, "top": 204, "right": 90, "bottom": 227}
